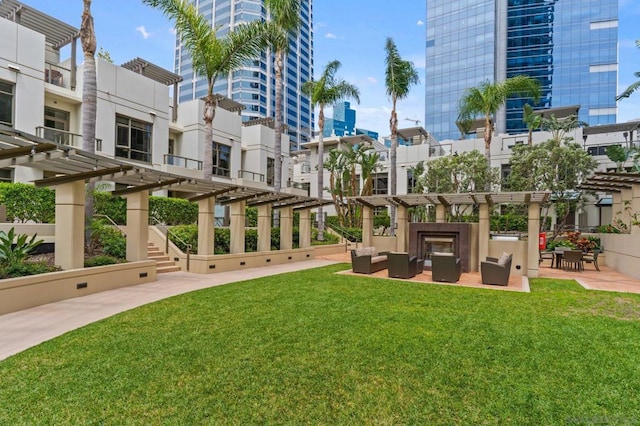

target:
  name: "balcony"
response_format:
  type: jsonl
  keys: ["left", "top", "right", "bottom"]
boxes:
{"left": 287, "top": 181, "right": 310, "bottom": 195}
{"left": 238, "top": 169, "right": 265, "bottom": 183}
{"left": 44, "top": 62, "right": 72, "bottom": 89}
{"left": 36, "top": 126, "right": 102, "bottom": 150}
{"left": 164, "top": 154, "right": 202, "bottom": 171}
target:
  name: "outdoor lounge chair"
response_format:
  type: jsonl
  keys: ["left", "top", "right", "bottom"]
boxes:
{"left": 431, "top": 254, "right": 461, "bottom": 283}
{"left": 481, "top": 253, "right": 512, "bottom": 286}
{"left": 387, "top": 252, "right": 418, "bottom": 279}
{"left": 351, "top": 247, "right": 388, "bottom": 274}
{"left": 582, "top": 249, "right": 600, "bottom": 271}
{"left": 539, "top": 250, "right": 555, "bottom": 267}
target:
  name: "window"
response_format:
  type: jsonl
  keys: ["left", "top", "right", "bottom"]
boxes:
{"left": 407, "top": 169, "right": 416, "bottom": 194}
{"left": 373, "top": 173, "right": 388, "bottom": 195}
{"left": 0, "top": 81, "right": 14, "bottom": 126}
{"left": 43, "top": 106, "right": 70, "bottom": 144}
{"left": 115, "top": 115, "right": 152, "bottom": 163}
{"left": 212, "top": 142, "right": 231, "bottom": 177}
{"left": 0, "top": 168, "right": 13, "bottom": 182}
{"left": 267, "top": 157, "right": 274, "bottom": 185}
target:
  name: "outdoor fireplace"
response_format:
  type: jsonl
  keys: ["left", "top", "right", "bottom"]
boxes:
{"left": 409, "top": 223, "right": 474, "bottom": 273}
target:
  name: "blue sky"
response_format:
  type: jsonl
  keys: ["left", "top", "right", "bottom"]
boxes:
{"left": 20, "top": 0, "right": 640, "bottom": 138}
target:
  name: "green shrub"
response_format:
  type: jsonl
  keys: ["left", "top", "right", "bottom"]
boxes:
{"left": 546, "top": 239, "right": 576, "bottom": 250}
{"left": 215, "top": 228, "right": 230, "bottom": 254}
{"left": 168, "top": 225, "right": 198, "bottom": 253}
{"left": 90, "top": 221, "right": 126, "bottom": 259}
{"left": 374, "top": 212, "right": 390, "bottom": 229}
{"left": 595, "top": 224, "right": 621, "bottom": 234}
{"left": 84, "top": 255, "right": 122, "bottom": 267}
{"left": 246, "top": 229, "right": 258, "bottom": 252}
{"left": 94, "top": 192, "right": 126, "bottom": 224}
{"left": 246, "top": 207, "right": 258, "bottom": 227}
{"left": 0, "top": 227, "right": 44, "bottom": 266}
{"left": 149, "top": 197, "right": 197, "bottom": 225}
{"left": 0, "top": 260, "right": 59, "bottom": 279}
{"left": 0, "top": 183, "right": 55, "bottom": 223}
{"left": 491, "top": 213, "right": 528, "bottom": 232}
{"left": 312, "top": 229, "right": 339, "bottom": 245}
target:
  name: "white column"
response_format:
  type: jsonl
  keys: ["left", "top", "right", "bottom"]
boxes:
{"left": 197, "top": 197, "right": 215, "bottom": 255}
{"left": 527, "top": 202, "right": 541, "bottom": 278}
{"left": 230, "top": 200, "right": 246, "bottom": 254}
{"left": 125, "top": 191, "right": 149, "bottom": 262}
{"left": 54, "top": 181, "right": 85, "bottom": 270}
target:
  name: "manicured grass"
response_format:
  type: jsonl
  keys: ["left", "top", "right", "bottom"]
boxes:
{"left": 1, "top": 265, "right": 640, "bottom": 424}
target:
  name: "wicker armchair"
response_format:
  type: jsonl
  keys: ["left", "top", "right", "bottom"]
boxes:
{"left": 351, "top": 248, "right": 388, "bottom": 274}
{"left": 387, "top": 252, "right": 418, "bottom": 279}
{"left": 431, "top": 254, "right": 461, "bottom": 283}
{"left": 481, "top": 253, "right": 512, "bottom": 286}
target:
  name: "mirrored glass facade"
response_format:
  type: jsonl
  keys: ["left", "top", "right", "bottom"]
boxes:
{"left": 425, "top": 0, "right": 618, "bottom": 141}
{"left": 175, "top": 0, "right": 313, "bottom": 150}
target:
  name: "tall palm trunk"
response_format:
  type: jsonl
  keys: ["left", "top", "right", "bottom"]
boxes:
{"left": 389, "top": 98, "right": 398, "bottom": 236}
{"left": 274, "top": 49, "right": 284, "bottom": 192}
{"left": 317, "top": 106, "right": 325, "bottom": 241}
{"left": 81, "top": 0, "right": 97, "bottom": 244}
{"left": 484, "top": 113, "right": 492, "bottom": 191}
{"left": 273, "top": 49, "right": 284, "bottom": 228}
{"left": 203, "top": 90, "right": 218, "bottom": 180}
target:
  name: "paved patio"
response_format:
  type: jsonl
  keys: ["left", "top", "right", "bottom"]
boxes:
{"left": 319, "top": 252, "right": 640, "bottom": 294}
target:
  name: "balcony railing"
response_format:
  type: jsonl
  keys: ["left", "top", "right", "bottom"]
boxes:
{"left": 287, "top": 181, "right": 310, "bottom": 195}
{"left": 44, "top": 62, "right": 71, "bottom": 89}
{"left": 36, "top": 126, "right": 102, "bottom": 150}
{"left": 238, "top": 169, "right": 265, "bottom": 183}
{"left": 164, "top": 154, "right": 203, "bottom": 170}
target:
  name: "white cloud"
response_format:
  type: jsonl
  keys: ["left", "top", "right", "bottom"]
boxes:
{"left": 416, "top": 20, "right": 424, "bottom": 26}
{"left": 367, "top": 76, "right": 377, "bottom": 84}
{"left": 168, "top": 27, "right": 177, "bottom": 36}
{"left": 136, "top": 26, "right": 150, "bottom": 39}
{"left": 325, "top": 32, "right": 337, "bottom": 39}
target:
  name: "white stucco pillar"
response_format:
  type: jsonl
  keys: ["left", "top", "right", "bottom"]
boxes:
{"left": 299, "top": 208, "right": 311, "bottom": 248}
{"left": 527, "top": 202, "right": 541, "bottom": 278}
{"left": 478, "top": 203, "right": 490, "bottom": 265}
{"left": 125, "top": 191, "right": 149, "bottom": 262}
{"left": 280, "top": 206, "right": 294, "bottom": 250}
{"left": 362, "top": 205, "right": 374, "bottom": 247}
{"left": 257, "top": 204, "right": 272, "bottom": 252}
{"left": 54, "top": 181, "right": 85, "bottom": 270}
{"left": 197, "top": 197, "right": 215, "bottom": 255}
{"left": 632, "top": 183, "right": 640, "bottom": 235}
{"left": 230, "top": 200, "right": 246, "bottom": 254}
{"left": 396, "top": 204, "right": 408, "bottom": 252}
{"left": 436, "top": 204, "right": 446, "bottom": 223}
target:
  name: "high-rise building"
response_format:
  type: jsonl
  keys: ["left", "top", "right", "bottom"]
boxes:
{"left": 175, "top": 0, "right": 314, "bottom": 151}
{"left": 425, "top": 0, "right": 618, "bottom": 141}
{"left": 323, "top": 101, "right": 379, "bottom": 139}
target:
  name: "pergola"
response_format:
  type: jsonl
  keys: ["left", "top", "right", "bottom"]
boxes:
{"left": 351, "top": 191, "right": 551, "bottom": 277}
{"left": 577, "top": 172, "right": 640, "bottom": 234}
{"left": 0, "top": 125, "right": 332, "bottom": 270}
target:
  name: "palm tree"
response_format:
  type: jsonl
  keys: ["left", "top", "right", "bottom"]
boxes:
{"left": 617, "top": 40, "right": 640, "bottom": 101}
{"left": 384, "top": 37, "right": 419, "bottom": 236}
{"left": 80, "top": 0, "right": 96, "bottom": 243}
{"left": 457, "top": 75, "right": 540, "bottom": 165}
{"left": 143, "top": 0, "right": 267, "bottom": 179}
{"left": 264, "top": 0, "right": 301, "bottom": 194}
{"left": 523, "top": 103, "right": 542, "bottom": 146}
{"left": 301, "top": 60, "right": 360, "bottom": 241}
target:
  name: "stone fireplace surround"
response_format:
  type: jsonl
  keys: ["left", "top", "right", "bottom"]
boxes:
{"left": 408, "top": 223, "right": 473, "bottom": 273}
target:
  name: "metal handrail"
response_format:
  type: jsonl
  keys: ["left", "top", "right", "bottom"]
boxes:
{"left": 163, "top": 154, "right": 203, "bottom": 170}
{"left": 238, "top": 169, "right": 265, "bottom": 182}
{"left": 93, "top": 214, "right": 126, "bottom": 236}
{"left": 325, "top": 222, "right": 361, "bottom": 248}
{"left": 150, "top": 216, "right": 192, "bottom": 272}
{"left": 36, "top": 126, "right": 102, "bottom": 150}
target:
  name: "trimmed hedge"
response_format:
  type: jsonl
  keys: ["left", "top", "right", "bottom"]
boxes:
{"left": 0, "top": 183, "right": 55, "bottom": 223}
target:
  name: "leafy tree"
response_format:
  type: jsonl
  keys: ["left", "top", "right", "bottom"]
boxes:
{"left": 301, "top": 60, "right": 360, "bottom": 240}
{"left": 522, "top": 104, "right": 542, "bottom": 146}
{"left": 384, "top": 37, "right": 419, "bottom": 236}
{"left": 540, "top": 113, "right": 587, "bottom": 144}
{"left": 457, "top": 76, "right": 540, "bottom": 169}
{"left": 81, "top": 0, "right": 97, "bottom": 243}
{"left": 508, "top": 136, "right": 597, "bottom": 234}
{"left": 417, "top": 151, "right": 498, "bottom": 220}
{"left": 605, "top": 145, "right": 629, "bottom": 172}
{"left": 143, "top": 0, "right": 267, "bottom": 180}
{"left": 264, "top": 0, "right": 301, "bottom": 195}
{"left": 617, "top": 40, "right": 640, "bottom": 101}
{"left": 97, "top": 47, "right": 113, "bottom": 63}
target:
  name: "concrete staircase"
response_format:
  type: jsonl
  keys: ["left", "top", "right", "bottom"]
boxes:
{"left": 147, "top": 242, "right": 180, "bottom": 273}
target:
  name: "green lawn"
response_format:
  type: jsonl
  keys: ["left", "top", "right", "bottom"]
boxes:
{"left": 1, "top": 264, "right": 640, "bottom": 424}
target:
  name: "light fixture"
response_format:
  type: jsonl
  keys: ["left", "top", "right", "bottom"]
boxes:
{"left": 149, "top": 111, "right": 157, "bottom": 116}
{"left": 7, "top": 64, "right": 20, "bottom": 72}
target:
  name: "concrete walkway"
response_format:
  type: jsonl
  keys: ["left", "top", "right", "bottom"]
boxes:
{"left": 0, "top": 259, "right": 339, "bottom": 362}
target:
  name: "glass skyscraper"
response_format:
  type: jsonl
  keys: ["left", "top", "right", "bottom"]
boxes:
{"left": 425, "top": 0, "right": 618, "bottom": 141}
{"left": 175, "top": 0, "right": 314, "bottom": 150}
